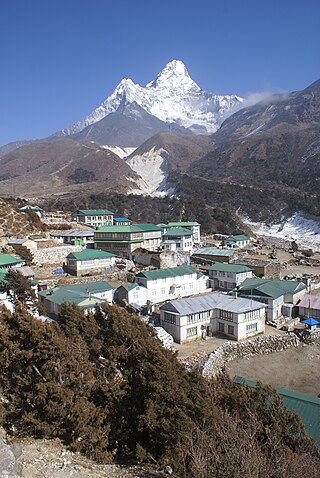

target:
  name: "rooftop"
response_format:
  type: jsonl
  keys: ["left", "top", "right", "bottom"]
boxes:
{"left": 76, "top": 209, "right": 114, "bottom": 216}
{"left": 233, "top": 376, "right": 320, "bottom": 445}
{"left": 160, "top": 293, "right": 265, "bottom": 316}
{"left": 167, "top": 221, "right": 200, "bottom": 227}
{"left": 0, "top": 254, "right": 24, "bottom": 267}
{"left": 136, "top": 265, "right": 198, "bottom": 281}
{"left": 96, "top": 224, "right": 161, "bottom": 233}
{"left": 163, "top": 227, "right": 193, "bottom": 237}
{"left": 194, "top": 248, "right": 234, "bottom": 257}
{"left": 299, "top": 294, "right": 320, "bottom": 310}
{"left": 38, "top": 281, "right": 113, "bottom": 306}
{"left": 67, "top": 249, "right": 116, "bottom": 261}
{"left": 237, "top": 278, "right": 306, "bottom": 300}
{"left": 208, "top": 262, "right": 252, "bottom": 273}
{"left": 51, "top": 230, "right": 94, "bottom": 238}
{"left": 228, "top": 234, "right": 250, "bottom": 242}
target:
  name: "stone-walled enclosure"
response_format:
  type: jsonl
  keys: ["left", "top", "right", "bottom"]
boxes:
{"left": 202, "top": 333, "right": 300, "bottom": 378}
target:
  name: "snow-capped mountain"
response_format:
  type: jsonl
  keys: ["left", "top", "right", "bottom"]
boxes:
{"left": 58, "top": 60, "right": 243, "bottom": 137}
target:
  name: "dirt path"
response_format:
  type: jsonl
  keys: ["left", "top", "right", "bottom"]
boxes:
{"left": 226, "top": 343, "right": 320, "bottom": 396}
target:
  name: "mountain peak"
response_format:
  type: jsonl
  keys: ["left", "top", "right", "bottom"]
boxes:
{"left": 146, "top": 59, "right": 196, "bottom": 89}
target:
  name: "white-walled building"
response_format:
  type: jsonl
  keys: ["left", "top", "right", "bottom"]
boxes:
{"left": 208, "top": 263, "right": 253, "bottom": 291}
{"left": 167, "top": 222, "right": 201, "bottom": 244}
{"left": 73, "top": 209, "right": 114, "bottom": 227}
{"left": 162, "top": 227, "right": 193, "bottom": 252}
{"left": 66, "top": 249, "right": 116, "bottom": 276}
{"left": 160, "top": 293, "right": 266, "bottom": 343}
{"left": 38, "top": 281, "right": 114, "bottom": 318}
{"left": 237, "top": 278, "right": 307, "bottom": 323}
{"left": 116, "top": 265, "right": 210, "bottom": 306}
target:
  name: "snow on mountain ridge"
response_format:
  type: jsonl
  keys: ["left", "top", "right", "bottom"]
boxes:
{"left": 60, "top": 60, "right": 244, "bottom": 136}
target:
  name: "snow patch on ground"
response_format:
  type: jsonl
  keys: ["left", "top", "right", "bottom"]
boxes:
{"left": 244, "top": 212, "right": 320, "bottom": 251}
{"left": 101, "top": 145, "right": 136, "bottom": 159}
{"left": 126, "top": 147, "right": 173, "bottom": 197}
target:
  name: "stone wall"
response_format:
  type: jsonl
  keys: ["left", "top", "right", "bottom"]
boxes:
{"left": 202, "top": 333, "right": 300, "bottom": 378}
{"left": 300, "top": 329, "right": 320, "bottom": 345}
{"left": 33, "top": 245, "right": 84, "bottom": 265}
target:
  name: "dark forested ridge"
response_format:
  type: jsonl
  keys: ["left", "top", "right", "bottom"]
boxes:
{"left": 0, "top": 299, "right": 319, "bottom": 477}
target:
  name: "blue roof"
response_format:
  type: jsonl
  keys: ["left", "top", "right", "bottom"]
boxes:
{"left": 114, "top": 217, "right": 129, "bottom": 221}
{"left": 301, "top": 318, "right": 320, "bottom": 325}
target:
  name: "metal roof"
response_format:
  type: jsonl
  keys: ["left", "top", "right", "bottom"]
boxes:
{"left": 168, "top": 221, "right": 200, "bottom": 227}
{"left": 160, "top": 293, "right": 265, "bottom": 315}
{"left": 208, "top": 262, "right": 252, "bottom": 273}
{"left": 51, "top": 230, "right": 94, "bottom": 238}
{"left": 238, "top": 278, "right": 306, "bottom": 300}
{"left": 299, "top": 294, "right": 320, "bottom": 310}
{"left": 8, "top": 238, "right": 30, "bottom": 245}
{"left": 229, "top": 234, "right": 250, "bottom": 241}
{"left": 76, "top": 209, "right": 114, "bottom": 215}
{"left": 136, "top": 265, "right": 197, "bottom": 281}
{"left": 0, "top": 254, "right": 24, "bottom": 266}
{"left": 96, "top": 224, "right": 161, "bottom": 233}
{"left": 114, "top": 217, "right": 130, "bottom": 221}
{"left": 194, "top": 248, "right": 234, "bottom": 256}
{"left": 38, "top": 281, "right": 113, "bottom": 306}
{"left": 67, "top": 249, "right": 116, "bottom": 261}
{"left": 233, "top": 376, "right": 320, "bottom": 445}
{"left": 163, "top": 227, "right": 193, "bottom": 237}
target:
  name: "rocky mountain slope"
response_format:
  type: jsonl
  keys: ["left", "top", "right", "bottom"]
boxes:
{"left": 71, "top": 101, "right": 192, "bottom": 147}
{"left": 126, "top": 132, "right": 212, "bottom": 195}
{"left": 189, "top": 78, "right": 320, "bottom": 192}
{"left": 56, "top": 59, "right": 243, "bottom": 139}
{"left": 0, "top": 140, "right": 140, "bottom": 198}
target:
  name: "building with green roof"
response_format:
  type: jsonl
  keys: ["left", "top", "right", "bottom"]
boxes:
{"left": 94, "top": 224, "right": 162, "bottom": 258}
{"left": 226, "top": 234, "right": 251, "bottom": 249}
{"left": 207, "top": 262, "right": 253, "bottom": 291}
{"left": 66, "top": 249, "right": 116, "bottom": 276}
{"left": 38, "top": 281, "right": 114, "bottom": 317}
{"left": 117, "top": 265, "right": 211, "bottom": 307}
{"left": 193, "top": 248, "right": 235, "bottom": 264}
{"left": 237, "top": 278, "right": 307, "bottom": 323}
{"left": 233, "top": 376, "right": 320, "bottom": 445}
{"left": 0, "top": 253, "right": 24, "bottom": 269}
{"left": 162, "top": 227, "right": 193, "bottom": 252}
{"left": 73, "top": 209, "right": 114, "bottom": 228}
{"left": 167, "top": 221, "right": 201, "bottom": 243}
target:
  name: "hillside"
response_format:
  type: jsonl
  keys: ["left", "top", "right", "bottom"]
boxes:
{"left": 0, "top": 139, "right": 140, "bottom": 198}
{"left": 190, "top": 78, "right": 320, "bottom": 193}
{"left": 0, "top": 198, "right": 43, "bottom": 238}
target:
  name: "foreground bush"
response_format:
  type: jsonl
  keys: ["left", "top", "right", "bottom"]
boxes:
{"left": 0, "top": 303, "right": 319, "bottom": 476}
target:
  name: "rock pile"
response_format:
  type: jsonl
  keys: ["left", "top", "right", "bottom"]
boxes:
{"left": 202, "top": 334, "right": 300, "bottom": 378}
{"left": 300, "top": 330, "right": 320, "bottom": 345}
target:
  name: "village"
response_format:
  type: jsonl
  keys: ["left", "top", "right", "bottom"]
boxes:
{"left": 0, "top": 204, "right": 320, "bottom": 445}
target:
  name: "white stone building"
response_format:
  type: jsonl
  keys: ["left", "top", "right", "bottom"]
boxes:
{"left": 208, "top": 263, "right": 253, "bottom": 291}
{"left": 162, "top": 227, "right": 193, "bottom": 252}
{"left": 73, "top": 209, "right": 114, "bottom": 227}
{"left": 160, "top": 293, "right": 266, "bottom": 343}
{"left": 66, "top": 249, "right": 116, "bottom": 276}
{"left": 116, "top": 265, "right": 210, "bottom": 306}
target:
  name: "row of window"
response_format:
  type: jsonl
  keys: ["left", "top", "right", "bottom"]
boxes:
{"left": 243, "top": 309, "right": 260, "bottom": 321}
{"left": 219, "top": 310, "right": 233, "bottom": 321}
{"left": 187, "top": 310, "right": 211, "bottom": 324}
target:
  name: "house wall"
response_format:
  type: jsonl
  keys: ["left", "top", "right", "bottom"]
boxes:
{"left": 160, "top": 305, "right": 265, "bottom": 344}
{"left": 209, "top": 270, "right": 252, "bottom": 291}
{"left": 66, "top": 256, "right": 116, "bottom": 276}
{"left": 77, "top": 214, "right": 113, "bottom": 227}
{"left": 135, "top": 272, "right": 209, "bottom": 304}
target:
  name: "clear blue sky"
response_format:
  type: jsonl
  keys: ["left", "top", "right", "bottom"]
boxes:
{"left": 1, "top": 0, "right": 319, "bottom": 146}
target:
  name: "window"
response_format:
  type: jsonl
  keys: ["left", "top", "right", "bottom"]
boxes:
{"left": 218, "top": 322, "right": 225, "bottom": 332}
{"left": 189, "top": 283, "right": 194, "bottom": 290}
{"left": 186, "top": 326, "right": 197, "bottom": 337}
{"left": 161, "top": 288, "right": 165, "bottom": 295}
{"left": 244, "top": 309, "right": 260, "bottom": 321}
{"left": 219, "top": 310, "right": 233, "bottom": 321}
{"left": 246, "top": 323, "right": 257, "bottom": 333}
{"left": 164, "top": 313, "right": 176, "bottom": 324}
{"left": 152, "top": 289, "right": 157, "bottom": 297}
{"left": 228, "top": 325, "right": 235, "bottom": 336}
